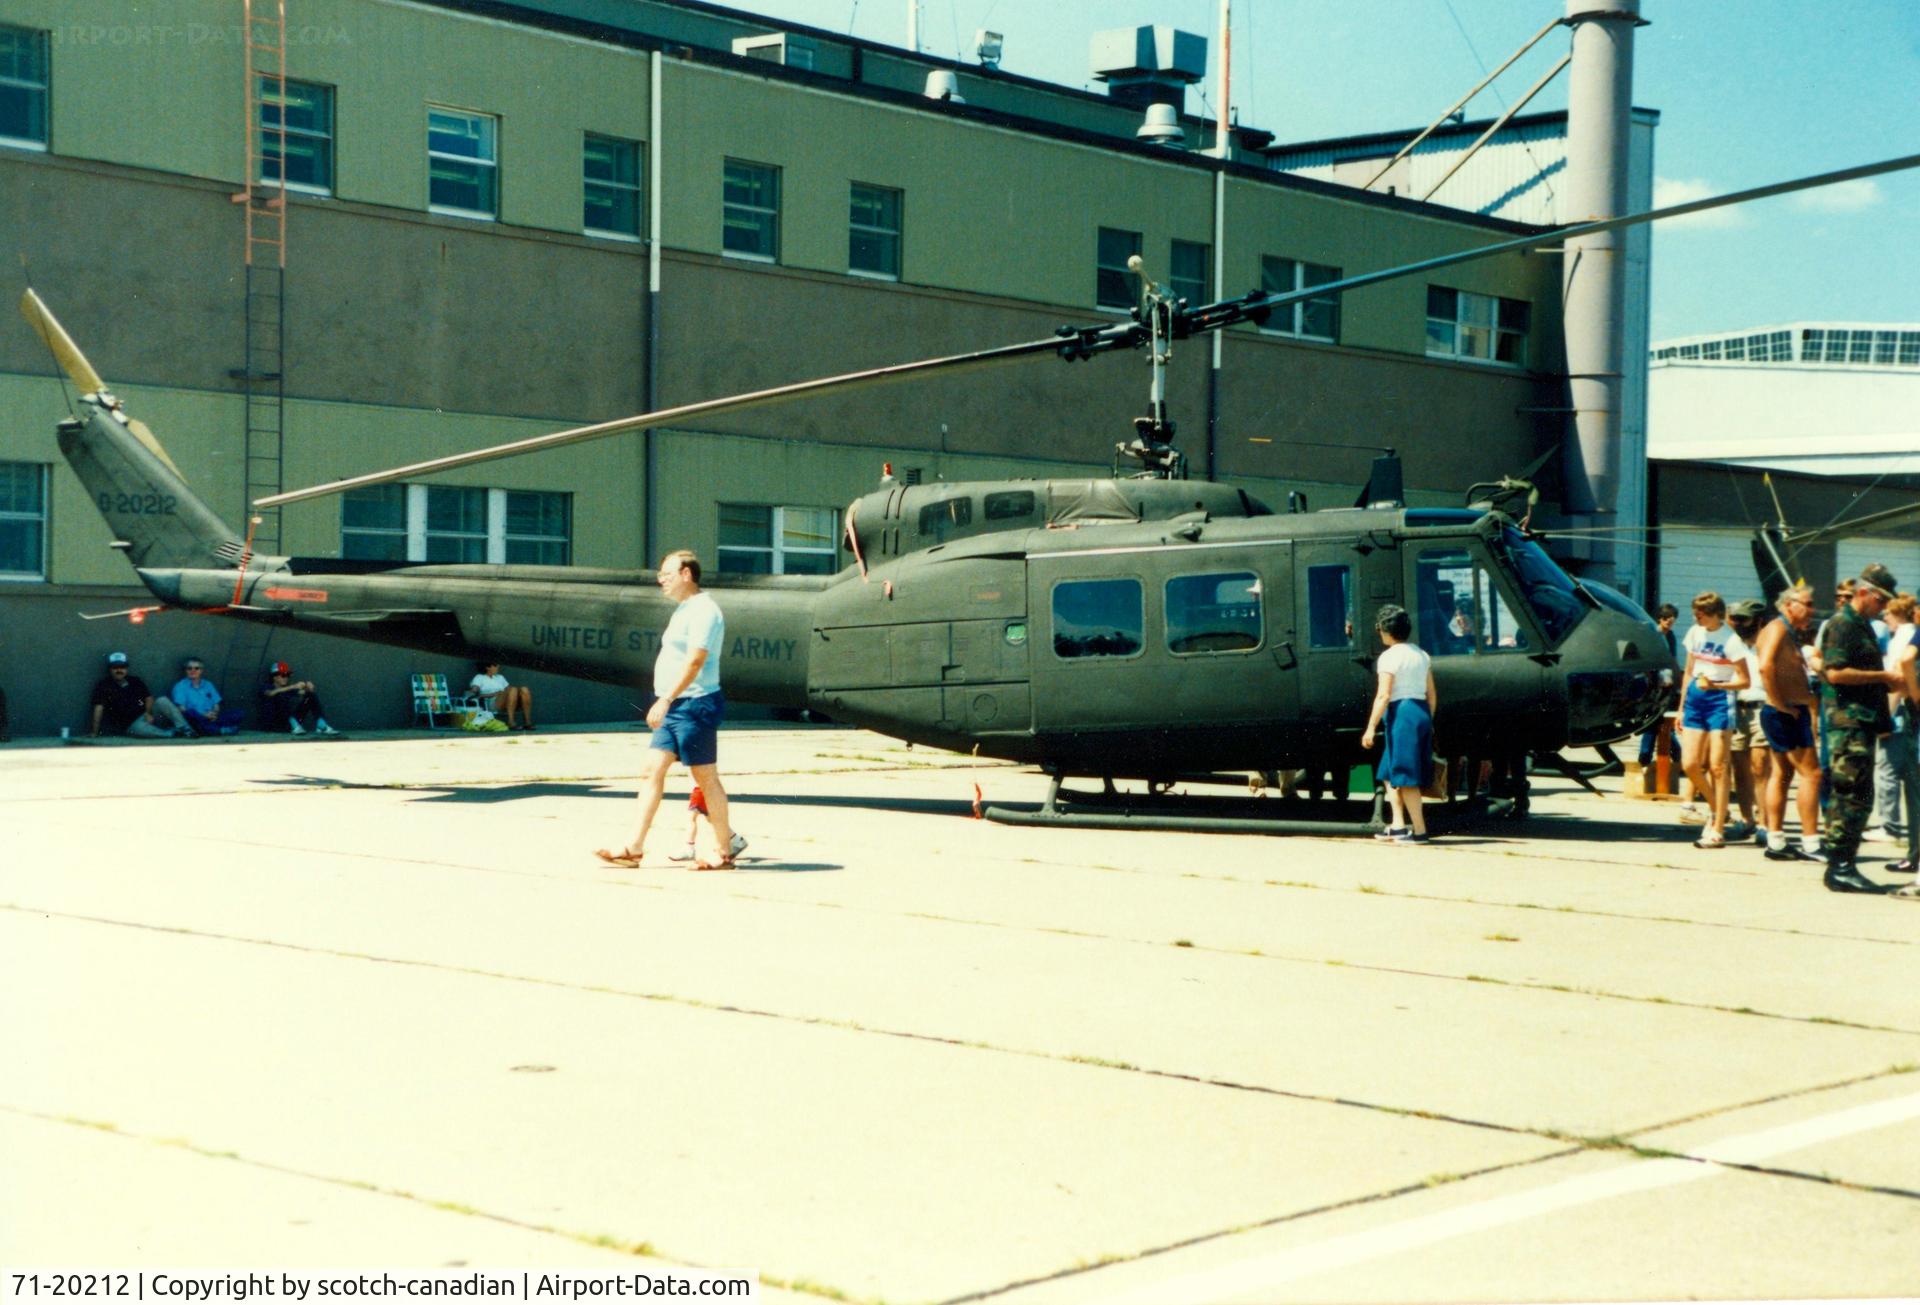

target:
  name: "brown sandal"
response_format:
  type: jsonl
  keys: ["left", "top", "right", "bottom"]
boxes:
{"left": 593, "top": 848, "right": 642, "bottom": 869}
{"left": 693, "top": 855, "right": 736, "bottom": 872}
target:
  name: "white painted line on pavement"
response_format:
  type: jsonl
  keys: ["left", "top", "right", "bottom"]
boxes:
{"left": 1102, "top": 1089, "right": 1920, "bottom": 1305}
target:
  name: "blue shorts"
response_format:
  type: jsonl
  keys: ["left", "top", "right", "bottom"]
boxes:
{"left": 1760, "top": 703, "right": 1815, "bottom": 753}
{"left": 1681, "top": 689, "right": 1733, "bottom": 733}
{"left": 651, "top": 691, "right": 725, "bottom": 766}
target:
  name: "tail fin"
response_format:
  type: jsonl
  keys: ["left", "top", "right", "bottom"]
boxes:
{"left": 60, "top": 400, "right": 248, "bottom": 571}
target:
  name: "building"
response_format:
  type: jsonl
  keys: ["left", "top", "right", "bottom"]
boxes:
{"left": 2, "top": 0, "right": 1590, "bottom": 735}
{"left": 1646, "top": 322, "right": 1920, "bottom": 609}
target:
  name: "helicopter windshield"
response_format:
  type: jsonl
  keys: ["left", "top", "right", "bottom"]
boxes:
{"left": 1498, "top": 528, "right": 1588, "bottom": 644}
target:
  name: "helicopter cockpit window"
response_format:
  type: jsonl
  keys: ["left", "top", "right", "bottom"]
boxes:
{"left": 984, "top": 490, "right": 1035, "bottom": 521}
{"left": 1416, "top": 546, "right": 1529, "bottom": 655}
{"left": 1500, "top": 527, "right": 1587, "bottom": 644}
{"left": 918, "top": 495, "right": 973, "bottom": 538}
{"left": 1166, "top": 571, "right": 1261, "bottom": 655}
{"left": 1306, "top": 565, "right": 1353, "bottom": 649}
{"left": 1052, "top": 578, "right": 1143, "bottom": 660}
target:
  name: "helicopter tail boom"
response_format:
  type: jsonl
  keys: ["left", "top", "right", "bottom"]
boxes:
{"left": 59, "top": 399, "right": 251, "bottom": 574}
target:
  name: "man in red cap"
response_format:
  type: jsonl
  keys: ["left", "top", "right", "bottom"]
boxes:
{"left": 259, "top": 661, "right": 337, "bottom": 735}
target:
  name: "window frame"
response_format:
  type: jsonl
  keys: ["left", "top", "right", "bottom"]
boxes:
{"left": 1169, "top": 239, "right": 1211, "bottom": 307}
{"left": 1414, "top": 544, "right": 1534, "bottom": 656}
{"left": 0, "top": 461, "right": 49, "bottom": 582}
{"left": 1096, "top": 226, "right": 1143, "bottom": 311}
{"left": 1050, "top": 576, "right": 1146, "bottom": 662}
{"left": 1305, "top": 564, "right": 1354, "bottom": 650}
{"left": 1426, "top": 286, "right": 1529, "bottom": 367}
{"left": 340, "top": 484, "right": 572, "bottom": 565}
{"left": 848, "top": 181, "right": 903, "bottom": 281}
{"left": 427, "top": 104, "right": 500, "bottom": 221}
{"left": 582, "top": 131, "right": 643, "bottom": 241}
{"left": 1164, "top": 570, "right": 1263, "bottom": 657}
{"left": 0, "top": 24, "right": 49, "bottom": 153}
{"left": 1259, "top": 256, "right": 1342, "bottom": 342}
{"left": 258, "top": 75, "right": 334, "bottom": 196}
{"left": 722, "top": 157, "right": 782, "bottom": 263}
{"left": 716, "top": 502, "right": 841, "bottom": 575}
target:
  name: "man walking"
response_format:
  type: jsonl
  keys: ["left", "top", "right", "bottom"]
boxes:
{"left": 595, "top": 550, "right": 744, "bottom": 870}
{"left": 1819, "top": 563, "right": 1906, "bottom": 894}
{"left": 1756, "top": 586, "right": 1822, "bottom": 862}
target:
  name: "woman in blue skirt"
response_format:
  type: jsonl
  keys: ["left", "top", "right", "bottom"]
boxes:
{"left": 1360, "top": 603, "right": 1438, "bottom": 843}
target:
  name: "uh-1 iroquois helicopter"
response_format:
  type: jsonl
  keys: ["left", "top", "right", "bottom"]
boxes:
{"left": 30, "top": 151, "right": 1920, "bottom": 834}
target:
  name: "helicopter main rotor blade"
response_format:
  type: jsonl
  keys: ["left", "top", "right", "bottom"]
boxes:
{"left": 260, "top": 151, "right": 1919, "bottom": 509}
{"left": 255, "top": 324, "right": 1139, "bottom": 508}
{"left": 1182, "top": 152, "right": 1920, "bottom": 331}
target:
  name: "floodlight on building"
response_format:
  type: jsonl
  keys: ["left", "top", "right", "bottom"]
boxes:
{"left": 923, "top": 69, "right": 965, "bottom": 102}
{"left": 975, "top": 30, "right": 1004, "bottom": 68}
{"left": 1136, "top": 103, "right": 1186, "bottom": 147}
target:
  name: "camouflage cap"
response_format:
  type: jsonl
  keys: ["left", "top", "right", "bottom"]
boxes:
{"left": 1727, "top": 598, "right": 1768, "bottom": 620}
{"left": 1857, "top": 563, "right": 1898, "bottom": 599}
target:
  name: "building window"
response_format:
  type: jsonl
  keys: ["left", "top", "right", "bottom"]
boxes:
{"left": 1426, "top": 286, "right": 1528, "bottom": 365}
{"left": 428, "top": 106, "right": 499, "bottom": 219}
{"left": 1169, "top": 240, "right": 1210, "bottom": 306}
{"left": 1096, "top": 226, "right": 1142, "bottom": 309}
{"left": 717, "top": 503, "right": 839, "bottom": 575}
{"left": 1052, "top": 578, "right": 1143, "bottom": 660}
{"left": 0, "top": 461, "right": 47, "bottom": 580}
{"left": 723, "top": 158, "right": 780, "bottom": 261}
{"left": 259, "top": 77, "right": 333, "bottom": 194}
{"left": 1166, "top": 571, "right": 1260, "bottom": 654}
{"left": 583, "top": 133, "right": 641, "bottom": 239}
{"left": 0, "top": 25, "right": 48, "bottom": 151}
{"left": 1260, "top": 256, "right": 1342, "bottom": 341}
{"left": 849, "top": 182, "right": 902, "bottom": 280}
{"left": 341, "top": 485, "right": 571, "bottom": 564}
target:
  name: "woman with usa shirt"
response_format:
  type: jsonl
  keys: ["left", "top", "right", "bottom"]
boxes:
{"left": 1679, "top": 591, "right": 1752, "bottom": 849}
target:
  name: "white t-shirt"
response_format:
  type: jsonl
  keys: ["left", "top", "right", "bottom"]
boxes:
{"left": 470, "top": 672, "right": 508, "bottom": 698}
{"left": 656, "top": 591, "right": 726, "bottom": 699}
{"left": 1737, "top": 650, "right": 1767, "bottom": 704}
{"left": 1377, "top": 641, "right": 1431, "bottom": 701}
{"left": 1887, "top": 623, "right": 1915, "bottom": 667}
{"left": 1683, "top": 623, "right": 1749, "bottom": 688}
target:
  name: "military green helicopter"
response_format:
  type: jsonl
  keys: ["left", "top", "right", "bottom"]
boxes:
{"left": 31, "top": 153, "right": 1918, "bottom": 832}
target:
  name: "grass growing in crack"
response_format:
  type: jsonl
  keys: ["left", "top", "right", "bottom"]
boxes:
{"left": 1173, "top": 939, "right": 1194, "bottom": 948}
{"left": 1068, "top": 1054, "right": 1139, "bottom": 1071}
{"left": 1484, "top": 933, "right": 1521, "bottom": 943}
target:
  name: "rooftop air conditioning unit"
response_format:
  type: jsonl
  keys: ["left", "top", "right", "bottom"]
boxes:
{"left": 732, "top": 32, "right": 816, "bottom": 71}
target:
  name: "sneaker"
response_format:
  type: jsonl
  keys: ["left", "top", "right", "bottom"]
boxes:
{"left": 1400, "top": 831, "right": 1432, "bottom": 844}
{"left": 315, "top": 719, "right": 338, "bottom": 735}
{"left": 1373, "top": 826, "right": 1410, "bottom": 842}
{"left": 1724, "top": 821, "right": 1754, "bottom": 842}
{"left": 1764, "top": 844, "right": 1821, "bottom": 862}
{"left": 288, "top": 720, "right": 307, "bottom": 736}
{"left": 1678, "top": 803, "right": 1706, "bottom": 825}
{"left": 1695, "top": 828, "right": 1726, "bottom": 849}
{"left": 728, "top": 832, "right": 749, "bottom": 858}
{"left": 667, "top": 844, "right": 695, "bottom": 863}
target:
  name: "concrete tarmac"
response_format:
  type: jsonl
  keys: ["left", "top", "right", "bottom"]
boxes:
{"left": 3, "top": 725, "right": 1917, "bottom": 1302}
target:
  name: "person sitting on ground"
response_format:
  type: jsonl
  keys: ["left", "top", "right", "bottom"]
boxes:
{"left": 469, "top": 661, "right": 535, "bottom": 730}
{"left": 171, "top": 656, "right": 246, "bottom": 735}
{"left": 89, "top": 651, "right": 193, "bottom": 738}
{"left": 667, "top": 781, "right": 749, "bottom": 864}
{"left": 259, "top": 660, "right": 337, "bottom": 735}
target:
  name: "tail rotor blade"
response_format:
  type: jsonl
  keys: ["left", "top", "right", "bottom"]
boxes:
{"left": 21, "top": 288, "right": 106, "bottom": 395}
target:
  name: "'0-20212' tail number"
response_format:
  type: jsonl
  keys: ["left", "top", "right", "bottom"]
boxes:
{"left": 99, "top": 492, "right": 178, "bottom": 516}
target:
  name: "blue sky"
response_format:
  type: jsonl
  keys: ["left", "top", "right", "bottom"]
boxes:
{"left": 734, "top": 0, "right": 1919, "bottom": 340}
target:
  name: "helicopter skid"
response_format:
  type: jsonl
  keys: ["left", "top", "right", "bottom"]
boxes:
{"left": 985, "top": 774, "right": 1386, "bottom": 837}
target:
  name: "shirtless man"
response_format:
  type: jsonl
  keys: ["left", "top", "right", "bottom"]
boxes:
{"left": 1755, "top": 585, "right": 1822, "bottom": 862}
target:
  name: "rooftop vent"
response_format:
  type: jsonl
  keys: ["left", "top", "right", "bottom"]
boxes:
{"left": 1136, "top": 103, "right": 1185, "bottom": 147}
{"left": 732, "top": 32, "right": 816, "bottom": 70}
{"left": 924, "top": 69, "right": 965, "bottom": 103}
{"left": 1090, "top": 25, "right": 1206, "bottom": 110}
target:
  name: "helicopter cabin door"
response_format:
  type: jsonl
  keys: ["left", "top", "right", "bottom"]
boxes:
{"left": 1029, "top": 543, "right": 1297, "bottom": 752}
{"left": 1294, "top": 538, "right": 1395, "bottom": 739}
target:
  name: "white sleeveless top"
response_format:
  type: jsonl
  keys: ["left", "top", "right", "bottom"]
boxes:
{"left": 1377, "top": 641, "right": 1431, "bottom": 701}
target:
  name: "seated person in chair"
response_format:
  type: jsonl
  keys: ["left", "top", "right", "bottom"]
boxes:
{"left": 469, "top": 661, "right": 535, "bottom": 730}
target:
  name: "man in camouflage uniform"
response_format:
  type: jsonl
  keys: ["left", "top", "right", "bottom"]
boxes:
{"left": 1819, "top": 563, "right": 1905, "bottom": 894}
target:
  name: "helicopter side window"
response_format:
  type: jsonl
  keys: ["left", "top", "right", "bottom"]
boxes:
{"left": 1166, "top": 571, "right": 1261, "bottom": 655}
{"left": 984, "top": 490, "right": 1035, "bottom": 521}
{"left": 1416, "top": 547, "right": 1529, "bottom": 654}
{"left": 1306, "top": 565, "right": 1353, "bottom": 649}
{"left": 918, "top": 495, "right": 973, "bottom": 539}
{"left": 1052, "top": 578, "right": 1143, "bottom": 660}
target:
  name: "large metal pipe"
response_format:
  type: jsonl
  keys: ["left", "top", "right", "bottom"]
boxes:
{"left": 1561, "top": 0, "right": 1643, "bottom": 581}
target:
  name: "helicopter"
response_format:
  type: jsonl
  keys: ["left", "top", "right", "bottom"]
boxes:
{"left": 29, "top": 152, "right": 1919, "bottom": 833}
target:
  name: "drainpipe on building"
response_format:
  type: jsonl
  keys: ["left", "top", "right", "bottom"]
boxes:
{"left": 1205, "top": 0, "right": 1230, "bottom": 482}
{"left": 644, "top": 48, "right": 664, "bottom": 566}
{"left": 1561, "top": 0, "right": 1643, "bottom": 590}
